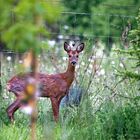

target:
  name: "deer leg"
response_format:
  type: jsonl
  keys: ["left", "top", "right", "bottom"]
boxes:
{"left": 6, "top": 99, "right": 22, "bottom": 123}
{"left": 50, "top": 97, "right": 62, "bottom": 122}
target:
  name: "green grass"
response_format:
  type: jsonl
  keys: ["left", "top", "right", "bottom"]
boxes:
{"left": 0, "top": 51, "right": 140, "bottom": 140}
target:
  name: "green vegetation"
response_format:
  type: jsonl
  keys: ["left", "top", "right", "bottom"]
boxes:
{"left": 1, "top": 46, "right": 140, "bottom": 139}
{"left": 116, "top": 9, "right": 140, "bottom": 81}
{"left": 62, "top": 0, "right": 140, "bottom": 45}
{"left": 0, "top": 0, "right": 140, "bottom": 140}
{"left": 0, "top": 0, "right": 63, "bottom": 52}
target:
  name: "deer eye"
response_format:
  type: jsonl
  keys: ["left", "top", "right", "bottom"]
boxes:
{"left": 76, "top": 55, "right": 78, "bottom": 58}
{"left": 69, "top": 55, "right": 72, "bottom": 58}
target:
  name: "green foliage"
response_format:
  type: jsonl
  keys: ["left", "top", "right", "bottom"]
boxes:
{"left": 62, "top": 100, "right": 140, "bottom": 140}
{"left": 0, "top": 51, "right": 140, "bottom": 140}
{"left": 116, "top": 9, "right": 140, "bottom": 81}
{"left": 92, "top": 0, "right": 139, "bottom": 34}
{"left": 1, "top": 51, "right": 140, "bottom": 139}
{"left": 0, "top": 0, "right": 63, "bottom": 52}
{"left": 62, "top": 0, "right": 140, "bottom": 53}
{"left": 0, "top": 1, "right": 140, "bottom": 139}
{"left": 130, "top": 10, "right": 140, "bottom": 67}
{"left": 62, "top": 0, "right": 101, "bottom": 36}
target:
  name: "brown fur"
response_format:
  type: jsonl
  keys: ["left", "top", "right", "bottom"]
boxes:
{"left": 6, "top": 42, "right": 84, "bottom": 122}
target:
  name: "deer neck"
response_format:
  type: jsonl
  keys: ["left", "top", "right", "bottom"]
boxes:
{"left": 66, "top": 61, "right": 75, "bottom": 73}
{"left": 64, "top": 61, "right": 75, "bottom": 85}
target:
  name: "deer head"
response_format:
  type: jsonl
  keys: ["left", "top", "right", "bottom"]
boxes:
{"left": 64, "top": 42, "right": 84, "bottom": 66}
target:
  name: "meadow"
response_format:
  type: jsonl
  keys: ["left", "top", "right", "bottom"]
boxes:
{"left": 0, "top": 46, "right": 140, "bottom": 140}
{"left": 0, "top": 0, "right": 140, "bottom": 139}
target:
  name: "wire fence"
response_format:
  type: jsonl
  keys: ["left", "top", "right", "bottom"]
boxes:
{"left": 0, "top": 5, "right": 137, "bottom": 52}
{"left": 0, "top": 4, "right": 139, "bottom": 140}
{"left": 0, "top": 5, "right": 138, "bottom": 101}
{"left": 0, "top": 5, "right": 138, "bottom": 92}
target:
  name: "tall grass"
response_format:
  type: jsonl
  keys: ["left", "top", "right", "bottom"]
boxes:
{"left": 0, "top": 50, "right": 140, "bottom": 140}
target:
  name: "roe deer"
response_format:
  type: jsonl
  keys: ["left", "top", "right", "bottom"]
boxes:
{"left": 6, "top": 42, "right": 84, "bottom": 122}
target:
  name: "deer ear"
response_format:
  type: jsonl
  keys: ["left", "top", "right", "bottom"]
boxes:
{"left": 77, "top": 43, "right": 84, "bottom": 53}
{"left": 64, "top": 42, "right": 71, "bottom": 52}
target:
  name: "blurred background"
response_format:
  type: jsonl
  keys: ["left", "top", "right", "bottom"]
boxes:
{"left": 0, "top": 0, "right": 140, "bottom": 140}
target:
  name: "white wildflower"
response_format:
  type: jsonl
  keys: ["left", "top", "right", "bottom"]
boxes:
{"left": 64, "top": 25, "right": 69, "bottom": 30}
{"left": 89, "top": 64, "right": 93, "bottom": 69}
{"left": 111, "top": 61, "right": 115, "bottom": 65}
{"left": 96, "top": 69, "right": 105, "bottom": 76}
{"left": 135, "top": 70, "right": 138, "bottom": 74}
{"left": 81, "top": 62, "right": 85, "bottom": 66}
{"left": 7, "top": 56, "right": 11, "bottom": 61}
{"left": 100, "top": 69, "right": 105, "bottom": 75}
{"left": 48, "top": 40, "right": 55, "bottom": 47}
{"left": 58, "top": 35, "right": 63, "bottom": 39}
{"left": 119, "top": 63, "right": 124, "bottom": 68}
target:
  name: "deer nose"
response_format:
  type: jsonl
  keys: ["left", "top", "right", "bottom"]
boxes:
{"left": 71, "top": 61, "right": 76, "bottom": 65}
